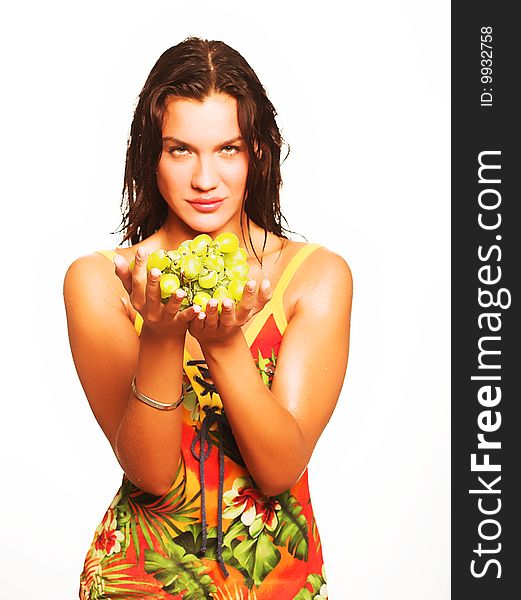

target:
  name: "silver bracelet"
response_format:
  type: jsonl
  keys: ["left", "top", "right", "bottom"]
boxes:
{"left": 131, "top": 376, "right": 184, "bottom": 411}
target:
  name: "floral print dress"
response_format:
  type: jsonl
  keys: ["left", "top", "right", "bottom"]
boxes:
{"left": 80, "top": 243, "right": 328, "bottom": 600}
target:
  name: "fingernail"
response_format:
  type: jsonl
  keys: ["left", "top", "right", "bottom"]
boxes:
{"left": 247, "top": 280, "right": 256, "bottom": 291}
{"left": 223, "top": 299, "right": 233, "bottom": 309}
{"left": 150, "top": 268, "right": 161, "bottom": 278}
{"left": 137, "top": 247, "right": 146, "bottom": 259}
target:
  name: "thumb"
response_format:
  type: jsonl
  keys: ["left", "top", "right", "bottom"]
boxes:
{"left": 120, "top": 295, "right": 138, "bottom": 324}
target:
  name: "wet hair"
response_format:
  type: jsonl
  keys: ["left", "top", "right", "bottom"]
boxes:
{"left": 115, "top": 36, "right": 304, "bottom": 262}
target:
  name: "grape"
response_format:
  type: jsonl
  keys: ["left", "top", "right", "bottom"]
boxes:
{"left": 180, "top": 255, "right": 202, "bottom": 280}
{"left": 148, "top": 249, "right": 171, "bottom": 272}
{"left": 212, "top": 285, "right": 234, "bottom": 314}
{"left": 128, "top": 232, "right": 250, "bottom": 313}
{"left": 198, "top": 270, "right": 218, "bottom": 289}
{"left": 228, "top": 278, "right": 247, "bottom": 301}
{"left": 190, "top": 234, "right": 213, "bottom": 255}
{"left": 204, "top": 254, "right": 225, "bottom": 273}
{"left": 193, "top": 291, "right": 212, "bottom": 311}
{"left": 178, "top": 241, "right": 192, "bottom": 257}
{"left": 214, "top": 232, "right": 240, "bottom": 254}
{"left": 167, "top": 250, "right": 182, "bottom": 267}
{"left": 160, "top": 273, "right": 180, "bottom": 299}
{"left": 226, "top": 260, "right": 249, "bottom": 280}
{"left": 224, "top": 247, "right": 247, "bottom": 267}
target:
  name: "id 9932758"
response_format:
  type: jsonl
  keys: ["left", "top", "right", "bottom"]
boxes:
{"left": 481, "top": 26, "right": 493, "bottom": 107}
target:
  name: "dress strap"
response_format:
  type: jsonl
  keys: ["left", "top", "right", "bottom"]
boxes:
{"left": 270, "top": 243, "right": 323, "bottom": 334}
{"left": 95, "top": 249, "right": 117, "bottom": 261}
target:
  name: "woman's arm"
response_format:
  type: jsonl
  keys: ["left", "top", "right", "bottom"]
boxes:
{"left": 63, "top": 252, "right": 198, "bottom": 496}
{"left": 197, "top": 248, "right": 353, "bottom": 497}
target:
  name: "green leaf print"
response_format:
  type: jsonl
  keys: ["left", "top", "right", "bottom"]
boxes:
{"left": 183, "top": 382, "right": 200, "bottom": 422}
{"left": 144, "top": 537, "right": 217, "bottom": 599}
{"left": 80, "top": 551, "right": 162, "bottom": 599}
{"left": 292, "top": 590, "right": 314, "bottom": 600}
{"left": 233, "top": 531, "right": 281, "bottom": 587}
{"left": 173, "top": 522, "right": 256, "bottom": 589}
{"left": 255, "top": 348, "right": 277, "bottom": 389}
{"left": 222, "top": 518, "right": 250, "bottom": 547}
{"left": 220, "top": 520, "right": 256, "bottom": 588}
{"left": 272, "top": 491, "right": 309, "bottom": 560}
{"left": 292, "top": 571, "right": 328, "bottom": 600}
{"left": 116, "top": 454, "right": 201, "bottom": 561}
{"left": 306, "top": 574, "right": 324, "bottom": 589}
{"left": 308, "top": 496, "right": 322, "bottom": 553}
{"left": 173, "top": 522, "right": 220, "bottom": 559}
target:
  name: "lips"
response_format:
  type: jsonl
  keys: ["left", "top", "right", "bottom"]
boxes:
{"left": 188, "top": 197, "right": 225, "bottom": 212}
{"left": 188, "top": 196, "right": 225, "bottom": 205}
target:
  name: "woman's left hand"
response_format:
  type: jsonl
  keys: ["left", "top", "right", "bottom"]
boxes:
{"left": 189, "top": 278, "right": 272, "bottom": 346}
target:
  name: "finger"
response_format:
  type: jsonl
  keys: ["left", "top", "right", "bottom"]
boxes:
{"left": 130, "top": 247, "right": 148, "bottom": 308}
{"left": 172, "top": 303, "right": 201, "bottom": 326}
{"left": 219, "top": 298, "right": 236, "bottom": 328}
{"left": 113, "top": 254, "right": 132, "bottom": 295}
{"left": 235, "top": 279, "right": 257, "bottom": 321}
{"left": 204, "top": 298, "right": 220, "bottom": 328}
{"left": 181, "top": 303, "right": 202, "bottom": 322}
{"left": 144, "top": 268, "right": 162, "bottom": 318}
{"left": 191, "top": 308, "right": 206, "bottom": 331}
{"left": 259, "top": 279, "right": 272, "bottom": 304}
{"left": 163, "top": 288, "right": 187, "bottom": 319}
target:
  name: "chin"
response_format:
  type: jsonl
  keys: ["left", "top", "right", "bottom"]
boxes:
{"left": 185, "top": 215, "right": 237, "bottom": 235}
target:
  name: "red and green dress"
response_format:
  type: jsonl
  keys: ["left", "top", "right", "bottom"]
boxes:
{"left": 80, "top": 243, "right": 328, "bottom": 600}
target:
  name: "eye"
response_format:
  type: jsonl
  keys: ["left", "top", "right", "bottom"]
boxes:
{"left": 168, "top": 146, "right": 189, "bottom": 155}
{"left": 221, "top": 145, "right": 240, "bottom": 154}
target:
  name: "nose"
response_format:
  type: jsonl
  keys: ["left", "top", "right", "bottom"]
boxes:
{"left": 191, "top": 155, "right": 219, "bottom": 191}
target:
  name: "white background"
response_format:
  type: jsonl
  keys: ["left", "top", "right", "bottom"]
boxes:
{"left": 0, "top": 1, "right": 450, "bottom": 598}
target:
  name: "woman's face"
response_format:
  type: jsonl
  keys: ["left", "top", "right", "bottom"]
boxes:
{"left": 157, "top": 93, "right": 249, "bottom": 236}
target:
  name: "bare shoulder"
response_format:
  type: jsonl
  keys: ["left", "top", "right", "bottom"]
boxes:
{"left": 63, "top": 251, "right": 125, "bottom": 311}
{"left": 302, "top": 243, "right": 351, "bottom": 274}
{"left": 284, "top": 239, "right": 351, "bottom": 273}
{"left": 288, "top": 243, "right": 353, "bottom": 314}
{"left": 64, "top": 250, "right": 112, "bottom": 279}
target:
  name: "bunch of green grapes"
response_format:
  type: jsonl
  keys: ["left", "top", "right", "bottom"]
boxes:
{"left": 130, "top": 232, "right": 249, "bottom": 313}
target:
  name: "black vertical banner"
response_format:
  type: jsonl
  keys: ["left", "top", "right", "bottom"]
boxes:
{"left": 452, "top": 3, "right": 520, "bottom": 597}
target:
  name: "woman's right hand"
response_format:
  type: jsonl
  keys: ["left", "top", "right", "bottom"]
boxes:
{"left": 113, "top": 246, "right": 200, "bottom": 338}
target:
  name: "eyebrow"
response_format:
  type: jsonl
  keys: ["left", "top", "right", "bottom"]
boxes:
{"left": 162, "top": 136, "right": 244, "bottom": 149}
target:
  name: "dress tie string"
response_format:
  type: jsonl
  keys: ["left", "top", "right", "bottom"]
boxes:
{"left": 190, "top": 404, "right": 230, "bottom": 578}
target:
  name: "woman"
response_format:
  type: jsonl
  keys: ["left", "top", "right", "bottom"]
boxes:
{"left": 64, "top": 36, "right": 352, "bottom": 599}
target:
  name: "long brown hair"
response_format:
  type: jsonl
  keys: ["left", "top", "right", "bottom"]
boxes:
{"left": 115, "top": 36, "right": 304, "bottom": 261}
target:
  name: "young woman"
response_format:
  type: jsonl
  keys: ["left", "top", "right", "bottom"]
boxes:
{"left": 64, "top": 36, "right": 352, "bottom": 599}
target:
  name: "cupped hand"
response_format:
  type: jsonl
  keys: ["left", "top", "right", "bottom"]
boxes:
{"left": 188, "top": 278, "right": 272, "bottom": 347}
{"left": 113, "top": 247, "right": 201, "bottom": 338}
